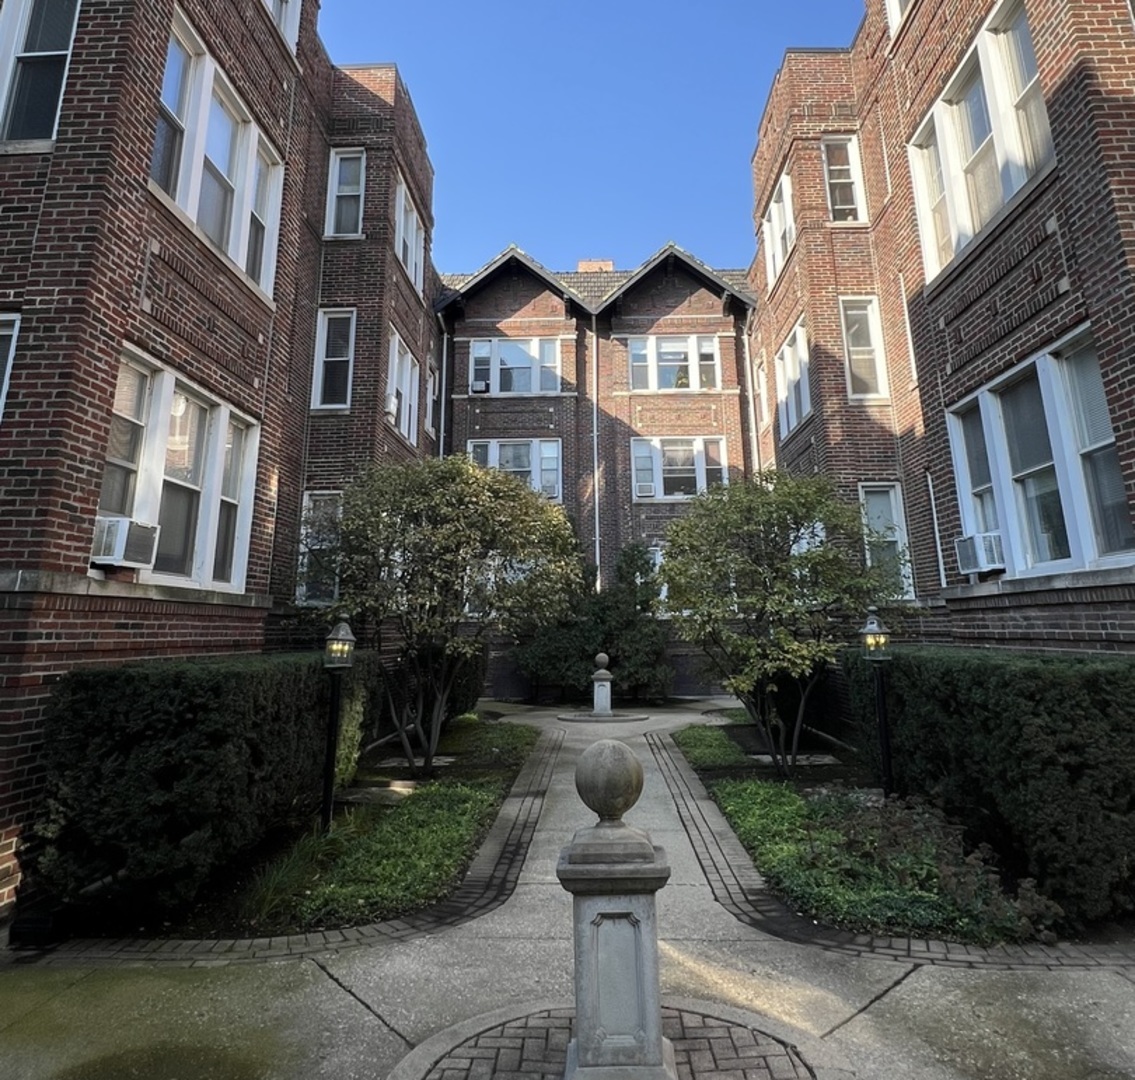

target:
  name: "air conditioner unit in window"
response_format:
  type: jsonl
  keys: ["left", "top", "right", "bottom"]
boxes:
{"left": 91, "top": 516, "right": 161, "bottom": 569}
{"left": 955, "top": 531, "right": 1005, "bottom": 574}
{"left": 635, "top": 482, "right": 656, "bottom": 498}
{"left": 470, "top": 380, "right": 490, "bottom": 394}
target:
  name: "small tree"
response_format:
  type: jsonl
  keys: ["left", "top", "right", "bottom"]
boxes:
{"left": 336, "top": 456, "right": 584, "bottom": 774}
{"left": 659, "top": 470, "right": 901, "bottom": 776}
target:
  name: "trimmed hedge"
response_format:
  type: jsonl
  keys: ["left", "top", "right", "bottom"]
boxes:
{"left": 843, "top": 647, "right": 1135, "bottom": 925}
{"left": 32, "top": 651, "right": 383, "bottom": 913}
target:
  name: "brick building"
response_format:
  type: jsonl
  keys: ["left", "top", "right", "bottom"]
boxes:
{"left": 0, "top": 0, "right": 437, "bottom": 911}
{"left": 749, "top": 0, "right": 1135, "bottom": 649}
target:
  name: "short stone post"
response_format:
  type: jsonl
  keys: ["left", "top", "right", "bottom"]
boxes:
{"left": 591, "top": 653, "right": 613, "bottom": 717}
{"left": 556, "top": 739, "right": 677, "bottom": 1080}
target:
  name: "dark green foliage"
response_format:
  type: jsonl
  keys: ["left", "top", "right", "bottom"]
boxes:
{"left": 32, "top": 651, "right": 383, "bottom": 913}
{"left": 843, "top": 647, "right": 1135, "bottom": 925}
{"left": 671, "top": 726, "right": 751, "bottom": 768}
{"left": 444, "top": 646, "right": 489, "bottom": 722}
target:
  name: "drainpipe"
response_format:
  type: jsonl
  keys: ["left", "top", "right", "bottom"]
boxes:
{"left": 742, "top": 305, "right": 761, "bottom": 474}
{"left": 436, "top": 312, "right": 448, "bottom": 458}
{"left": 591, "top": 312, "right": 602, "bottom": 590}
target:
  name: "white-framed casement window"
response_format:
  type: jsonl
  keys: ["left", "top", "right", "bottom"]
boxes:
{"left": 324, "top": 148, "right": 364, "bottom": 237}
{"left": 149, "top": 9, "right": 284, "bottom": 292}
{"left": 761, "top": 171, "right": 795, "bottom": 286}
{"left": 948, "top": 333, "right": 1135, "bottom": 578}
{"left": 296, "top": 490, "right": 342, "bottom": 605}
{"left": 628, "top": 335, "right": 719, "bottom": 391}
{"left": 840, "top": 297, "right": 888, "bottom": 399}
{"left": 425, "top": 366, "right": 438, "bottom": 436}
{"left": 774, "top": 319, "right": 811, "bottom": 437}
{"left": 394, "top": 172, "right": 425, "bottom": 292}
{"left": 388, "top": 326, "right": 420, "bottom": 446}
{"left": 0, "top": 315, "right": 17, "bottom": 425}
{"left": 756, "top": 362, "right": 769, "bottom": 428}
{"left": 0, "top": 0, "right": 81, "bottom": 143}
{"left": 260, "top": 0, "right": 300, "bottom": 51}
{"left": 860, "top": 483, "right": 914, "bottom": 598}
{"left": 469, "top": 338, "right": 561, "bottom": 395}
{"left": 884, "top": 0, "right": 914, "bottom": 34}
{"left": 822, "top": 137, "right": 866, "bottom": 223}
{"left": 311, "top": 309, "right": 355, "bottom": 409}
{"left": 909, "top": 0, "right": 1053, "bottom": 278}
{"left": 97, "top": 356, "right": 260, "bottom": 591}
{"left": 468, "top": 438, "right": 562, "bottom": 500}
{"left": 631, "top": 437, "right": 726, "bottom": 499}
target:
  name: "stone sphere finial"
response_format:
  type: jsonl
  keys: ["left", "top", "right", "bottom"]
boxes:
{"left": 576, "top": 739, "right": 643, "bottom": 822}
{"left": 594, "top": 652, "right": 609, "bottom": 670}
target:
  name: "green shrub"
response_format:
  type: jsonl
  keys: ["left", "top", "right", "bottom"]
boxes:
{"left": 671, "top": 725, "right": 751, "bottom": 768}
{"left": 446, "top": 647, "right": 488, "bottom": 721}
{"left": 32, "top": 651, "right": 383, "bottom": 913}
{"left": 843, "top": 647, "right": 1135, "bottom": 925}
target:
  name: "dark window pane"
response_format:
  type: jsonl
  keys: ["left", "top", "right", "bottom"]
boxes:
{"left": 321, "top": 357, "right": 350, "bottom": 405}
{"left": 198, "top": 162, "right": 233, "bottom": 247}
{"left": 4, "top": 57, "right": 66, "bottom": 139}
{"left": 24, "top": 0, "right": 79, "bottom": 51}
{"left": 150, "top": 110, "right": 182, "bottom": 194}
{"left": 155, "top": 482, "right": 199, "bottom": 575}
{"left": 246, "top": 215, "right": 265, "bottom": 282}
{"left": 98, "top": 462, "right": 135, "bottom": 516}
{"left": 334, "top": 194, "right": 360, "bottom": 234}
{"left": 325, "top": 316, "right": 352, "bottom": 357}
{"left": 213, "top": 501, "right": 237, "bottom": 582}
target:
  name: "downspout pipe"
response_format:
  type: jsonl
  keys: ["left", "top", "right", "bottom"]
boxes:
{"left": 742, "top": 305, "right": 761, "bottom": 474}
{"left": 591, "top": 312, "right": 601, "bottom": 590}
{"left": 435, "top": 311, "right": 448, "bottom": 458}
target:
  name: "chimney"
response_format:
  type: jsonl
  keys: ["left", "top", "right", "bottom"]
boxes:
{"left": 576, "top": 259, "right": 614, "bottom": 273}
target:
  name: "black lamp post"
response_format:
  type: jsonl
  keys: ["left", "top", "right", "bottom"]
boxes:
{"left": 859, "top": 606, "right": 894, "bottom": 798}
{"left": 322, "top": 619, "right": 356, "bottom": 833}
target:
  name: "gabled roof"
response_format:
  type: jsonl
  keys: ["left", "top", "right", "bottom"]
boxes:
{"left": 437, "top": 241, "right": 755, "bottom": 315}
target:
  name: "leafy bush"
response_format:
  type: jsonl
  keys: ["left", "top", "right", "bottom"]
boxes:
{"left": 32, "top": 651, "right": 383, "bottom": 913}
{"left": 671, "top": 725, "right": 751, "bottom": 768}
{"left": 445, "top": 647, "right": 488, "bottom": 721}
{"left": 843, "top": 647, "right": 1135, "bottom": 925}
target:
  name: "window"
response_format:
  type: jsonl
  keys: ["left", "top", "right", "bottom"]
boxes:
{"left": 0, "top": 0, "right": 80, "bottom": 142}
{"left": 860, "top": 483, "right": 914, "bottom": 598}
{"left": 149, "top": 10, "right": 284, "bottom": 291}
{"left": 468, "top": 439, "right": 562, "bottom": 499}
{"left": 0, "top": 315, "right": 16, "bottom": 424}
{"left": 761, "top": 171, "right": 795, "bottom": 285}
{"left": 261, "top": 0, "right": 300, "bottom": 50}
{"left": 469, "top": 338, "right": 560, "bottom": 395}
{"left": 98, "top": 358, "right": 259, "bottom": 591}
{"left": 325, "top": 148, "right": 364, "bottom": 236}
{"left": 628, "top": 335, "right": 719, "bottom": 391}
{"left": 884, "top": 0, "right": 914, "bottom": 33}
{"left": 949, "top": 335, "right": 1135, "bottom": 576}
{"left": 389, "top": 326, "right": 420, "bottom": 445}
{"left": 631, "top": 437, "right": 726, "bottom": 499}
{"left": 311, "top": 309, "right": 355, "bottom": 409}
{"left": 840, "top": 297, "right": 888, "bottom": 398}
{"left": 297, "top": 491, "right": 341, "bottom": 604}
{"left": 756, "top": 363, "right": 769, "bottom": 428}
{"left": 909, "top": 0, "right": 1053, "bottom": 276}
{"left": 425, "top": 366, "right": 438, "bottom": 435}
{"left": 822, "top": 137, "right": 866, "bottom": 222}
{"left": 395, "top": 172, "right": 425, "bottom": 292}
{"left": 774, "top": 320, "right": 811, "bottom": 437}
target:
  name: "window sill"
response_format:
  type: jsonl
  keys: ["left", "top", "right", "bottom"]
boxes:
{"left": 944, "top": 562, "right": 1135, "bottom": 600}
{"left": 848, "top": 394, "right": 891, "bottom": 404}
{"left": 0, "top": 568, "right": 270, "bottom": 607}
{"left": 324, "top": 232, "right": 367, "bottom": 241}
{"left": 310, "top": 405, "right": 351, "bottom": 415}
{"left": 462, "top": 390, "right": 571, "bottom": 399}
{"left": 0, "top": 138, "right": 54, "bottom": 156}
{"left": 826, "top": 220, "right": 870, "bottom": 229}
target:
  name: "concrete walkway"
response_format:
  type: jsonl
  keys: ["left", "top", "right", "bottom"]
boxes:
{"left": 3, "top": 702, "right": 1135, "bottom": 1079}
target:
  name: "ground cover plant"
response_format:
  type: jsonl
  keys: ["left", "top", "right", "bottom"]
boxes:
{"left": 674, "top": 725, "right": 1061, "bottom": 944}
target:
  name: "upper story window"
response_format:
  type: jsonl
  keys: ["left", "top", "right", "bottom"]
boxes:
{"left": 389, "top": 326, "right": 420, "bottom": 446}
{"left": 860, "top": 483, "right": 914, "bottom": 599}
{"left": 395, "top": 173, "right": 425, "bottom": 292}
{"left": 98, "top": 357, "right": 259, "bottom": 592}
{"left": 325, "top": 148, "right": 364, "bottom": 237}
{"left": 297, "top": 491, "right": 341, "bottom": 605}
{"left": 755, "top": 362, "right": 769, "bottom": 428}
{"left": 884, "top": 0, "right": 914, "bottom": 34}
{"left": 261, "top": 0, "right": 300, "bottom": 51}
{"left": 150, "top": 10, "right": 284, "bottom": 293}
{"left": 949, "top": 334, "right": 1135, "bottom": 578}
{"left": 469, "top": 338, "right": 561, "bottom": 395}
{"left": 469, "top": 439, "right": 562, "bottom": 500}
{"left": 774, "top": 319, "right": 811, "bottom": 437}
{"left": 0, "top": 0, "right": 81, "bottom": 142}
{"left": 822, "top": 137, "right": 866, "bottom": 223}
{"left": 909, "top": 0, "right": 1053, "bottom": 278}
{"left": 628, "top": 335, "right": 719, "bottom": 392}
{"left": 840, "top": 297, "right": 888, "bottom": 398}
{"left": 0, "top": 315, "right": 17, "bottom": 425}
{"left": 311, "top": 309, "right": 355, "bottom": 409}
{"left": 632, "top": 437, "right": 726, "bottom": 499}
{"left": 761, "top": 171, "right": 795, "bottom": 286}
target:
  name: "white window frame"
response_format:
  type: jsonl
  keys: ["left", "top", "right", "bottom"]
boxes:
{"left": 467, "top": 438, "right": 562, "bottom": 500}
{"left": 774, "top": 319, "right": 811, "bottom": 437}
{"left": 0, "top": 314, "right": 17, "bottom": 426}
{"left": 425, "top": 365, "right": 438, "bottom": 436}
{"left": 311, "top": 308, "right": 356, "bottom": 410}
{"left": 468, "top": 337, "right": 562, "bottom": 395}
{"left": 947, "top": 329, "right": 1135, "bottom": 579}
{"left": 627, "top": 335, "right": 721, "bottom": 392}
{"left": 839, "top": 296, "right": 889, "bottom": 399}
{"left": 394, "top": 172, "right": 425, "bottom": 293}
{"left": 0, "top": 0, "right": 81, "bottom": 143}
{"left": 908, "top": 0, "right": 1053, "bottom": 279}
{"left": 99, "top": 353, "right": 260, "bottom": 593}
{"left": 389, "top": 326, "right": 420, "bottom": 446}
{"left": 884, "top": 0, "right": 914, "bottom": 34}
{"left": 631, "top": 436, "right": 728, "bottom": 500}
{"left": 324, "top": 147, "right": 365, "bottom": 237}
{"left": 761, "top": 170, "right": 795, "bottom": 287}
{"left": 822, "top": 136, "right": 867, "bottom": 223}
{"left": 296, "top": 490, "right": 342, "bottom": 605}
{"left": 756, "top": 362, "right": 769, "bottom": 428}
{"left": 150, "top": 9, "right": 284, "bottom": 293}
{"left": 860, "top": 482, "right": 915, "bottom": 599}
{"left": 261, "top": 0, "right": 301, "bottom": 51}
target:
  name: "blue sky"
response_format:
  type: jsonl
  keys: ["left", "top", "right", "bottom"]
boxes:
{"left": 317, "top": 1, "right": 866, "bottom": 275}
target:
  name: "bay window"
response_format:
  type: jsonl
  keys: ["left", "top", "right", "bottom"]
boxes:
{"left": 774, "top": 319, "right": 811, "bottom": 437}
{"left": 389, "top": 326, "right": 420, "bottom": 445}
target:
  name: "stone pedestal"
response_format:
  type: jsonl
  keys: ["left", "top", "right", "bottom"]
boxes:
{"left": 556, "top": 740, "right": 677, "bottom": 1080}
{"left": 591, "top": 653, "right": 614, "bottom": 716}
